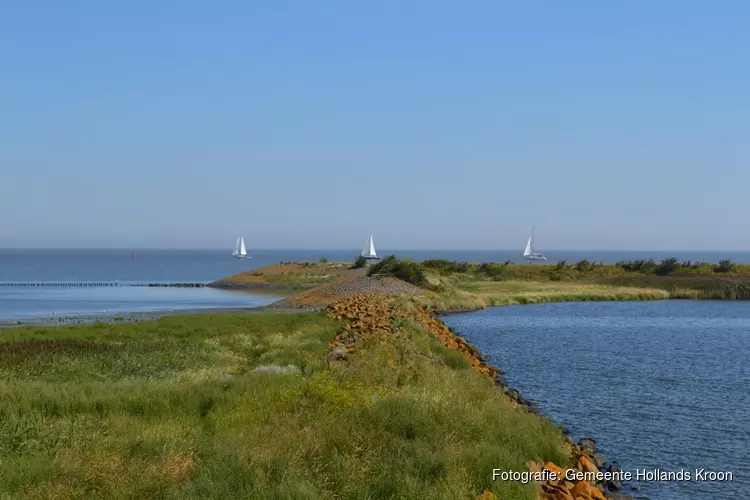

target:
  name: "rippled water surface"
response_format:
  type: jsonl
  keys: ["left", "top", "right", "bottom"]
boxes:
{"left": 441, "top": 301, "right": 749, "bottom": 500}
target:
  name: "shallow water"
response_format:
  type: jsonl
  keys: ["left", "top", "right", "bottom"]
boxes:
{"left": 0, "top": 286, "right": 281, "bottom": 322}
{"left": 441, "top": 301, "right": 750, "bottom": 500}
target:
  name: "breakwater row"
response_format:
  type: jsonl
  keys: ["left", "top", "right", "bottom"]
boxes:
{"left": 0, "top": 282, "right": 120, "bottom": 287}
{"left": 0, "top": 282, "right": 208, "bottom": 288}
{"left": 135, "top": 283, "right": 206, "bottom": 288}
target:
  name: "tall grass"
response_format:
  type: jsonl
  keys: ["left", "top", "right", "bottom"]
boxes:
{"left": 596, "top": 275, "right": 750, "bottom": 299}
{"left": 420, "top": 278, "right": 669, "bottom": 313}
{"left": 0, "top": 311, "right": 566, "bottom": 499}
{"left": 415, "top": 257, "right": 750, "bottom": 307}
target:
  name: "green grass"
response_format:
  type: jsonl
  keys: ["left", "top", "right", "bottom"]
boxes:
{"left": 422, "top": 258, "right": 750, "bottom": 281}
{"left": 411, "top": 258, "right": 750, "bottom": 311}
{"left": 0, "top": 311, "right": 566, "bottom": 499}
{"left": 420, "top": 276, "right": 669, "bottom": 312}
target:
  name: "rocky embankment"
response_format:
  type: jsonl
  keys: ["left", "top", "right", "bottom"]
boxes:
{"left": 325, "top": 294, "right": 633, "bottom": 500}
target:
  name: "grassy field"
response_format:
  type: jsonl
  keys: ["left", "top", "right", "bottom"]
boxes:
{"left": 0, "top": 310, "right": 566, "bottom": 499}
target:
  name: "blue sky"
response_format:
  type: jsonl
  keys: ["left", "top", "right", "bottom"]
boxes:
{"left": 2, "top": 1, "right": 748, "bottom": 250}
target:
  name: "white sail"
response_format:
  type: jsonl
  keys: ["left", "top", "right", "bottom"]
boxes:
{"left": 523, "top": 235, "right": 533, "bottom": 257}
{"left": 523, "top": 226, "right": 547, "bottom": 260}
{"left": 233, "top": 236, "right": 249, "bottom": 258}
{"left": 362, "top": 234, "right": 379, "bottom": 258}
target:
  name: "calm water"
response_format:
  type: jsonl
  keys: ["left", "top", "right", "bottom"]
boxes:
{"left": 2, "top": 248, "right": 750, "bottom": 321}
{"left": 442, "top": 301, "right": 749, "bottom": 500}
{"left": 1, "top": 249, "right": 750, "bottom": 284}
{"left": 0, "top": 286, "right": 281, "bottom": 321}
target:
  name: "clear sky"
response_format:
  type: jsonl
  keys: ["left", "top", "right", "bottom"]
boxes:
{"left": 1, "top": 1, "right": 748, "bottom": 250}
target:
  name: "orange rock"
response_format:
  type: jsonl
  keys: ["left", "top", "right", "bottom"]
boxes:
{"left": 543, "top": 483, "right": 574, "bottom": 500}
{"left": 577, "top": 455, "right": 599, "bottom": 475}
{"left": 476, "top": 490, "right": 496, "bottom": 500}
{"left": 570, "top": 481, "right": 605, "bottom": 500}
{"left": 544, "top": 462, "right": 566, "bottom": 478}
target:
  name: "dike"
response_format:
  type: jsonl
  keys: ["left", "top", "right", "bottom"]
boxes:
{"left": 326, "top": 294, "right": 634, "bottom": 500}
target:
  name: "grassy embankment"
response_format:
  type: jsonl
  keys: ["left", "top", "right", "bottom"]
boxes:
{"left": 407, "top": 257, "right": 750, "bottom": 312}
{"left": 210, "top": 261, "right": 365, "bottom": 290}
{"left": 0, "top": 308, "right": 567, "bottom": 499}
{"left": 212, "top": 256, "right": 750, "bottom": 313}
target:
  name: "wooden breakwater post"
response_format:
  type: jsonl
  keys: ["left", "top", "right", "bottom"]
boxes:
{"left": 0, "top": 281, "right": 120, "bottom": 287}
{"left": 0, "top": 282, "right": 208, "bottom": 288}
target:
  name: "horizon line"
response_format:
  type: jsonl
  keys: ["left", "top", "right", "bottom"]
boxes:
{"left": 0, "top": 247, "right": 747, "bottom": 253}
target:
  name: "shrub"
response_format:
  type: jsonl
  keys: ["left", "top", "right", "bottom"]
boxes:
{"left": 475, "top": 262, "right": 506, "bottom": 280}
{"left": 421, "top": 260, "right": 471, "bottom": 274}
{"left": 655, "top": 257, "right": 680, "bottom": 276}
{"left": 714, "top": 259, "right": 735, "bottom": 273}
{"left": 367, "top": 255, "right": 427, "bottom": 287}
{"left": 351, "top": 256, "right": 368, "bottom": 269}
{"left": 616, "top": 259, "right": 657, "bottom": 273}
{"left": 554, "top": 261, "right": 568, "bottom": 271}
{"left": 319, "top": 257, "right": 328, "bottom": 264}
{"left": 575, "top": 259, "right": 594, "bottom": 272}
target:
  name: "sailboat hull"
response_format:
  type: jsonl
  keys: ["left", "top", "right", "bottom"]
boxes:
{"left": 523, "top": 255, "right": 547, "bottom": 261}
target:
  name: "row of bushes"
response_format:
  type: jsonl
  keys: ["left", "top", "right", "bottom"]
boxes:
{"left": 422, "top": 259, "right": 615, "bottom": 280}
{"left": 358, "top": 256, "right": 746, "bottom": 288}
{"left": 616, "top": 258, "right": 736, "bottom": 275}
{"left": 422, "top": 257, "right": 741, "bottom": 277}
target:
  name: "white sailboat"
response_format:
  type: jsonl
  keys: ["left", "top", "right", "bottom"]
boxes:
{"left": 361, "top": 234, "right": 380, "bottom": 260}
{"left": 232, "top": 236, "right": 250, "bottom": 259}
{"left": 523, "top": 227, "right": 547, "bottom": 261}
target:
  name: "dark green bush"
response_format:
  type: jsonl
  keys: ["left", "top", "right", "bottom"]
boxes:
{"left": 367, "top": 255, "right": 428, "bottom": 287}
{"left": 421, "top": 260, "right": 471, "bottom": 274}
{"left": 714, "top": 259, "right": 735, "bottom": 273}
{"left": 351, "top": 256, "right": 368, "bottom": 269}
{"left": 616, "top": 259, "right": 657, "bottom": 273}
{"left": 655, "top": 257, "right": 680, "bottom": 276}
{"left": 575, "top": 259, "right": 594, "bottom": 272}
{"left": 475, "top": 262, "right": 506, "bottom": 279}
{"left": 554, "top": 261, "right": 568, "bottom": 271}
